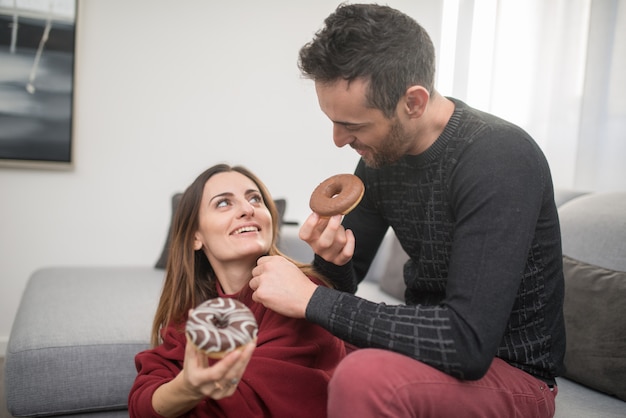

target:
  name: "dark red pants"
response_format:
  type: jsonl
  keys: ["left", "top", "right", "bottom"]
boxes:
{"left": 328, "top": 349, "right": 557, "bottom": 418}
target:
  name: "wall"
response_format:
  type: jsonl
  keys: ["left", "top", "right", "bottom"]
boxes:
{"left": 0, "top": 0, "right": 444, "bottom": 353}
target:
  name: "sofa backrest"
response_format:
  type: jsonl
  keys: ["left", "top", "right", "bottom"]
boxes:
{"left": 559, "top": 192, "right": 626, "bottom": 272}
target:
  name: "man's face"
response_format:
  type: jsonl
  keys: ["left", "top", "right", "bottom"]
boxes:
{"left": 315, "top": 78, "right": 412, "bottom": 168}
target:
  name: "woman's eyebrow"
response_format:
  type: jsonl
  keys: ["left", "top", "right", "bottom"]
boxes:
{"left": 209, "top": 192, "right": 233, "bottom": 203}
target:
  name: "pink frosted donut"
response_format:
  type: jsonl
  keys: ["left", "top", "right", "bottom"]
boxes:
{"left": 186, "top": 298, "right": 258, "bottom": 359}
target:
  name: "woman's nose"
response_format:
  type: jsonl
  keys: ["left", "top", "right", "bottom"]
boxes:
{"left": 239, "top": 200, "right": 255, "bottom": 217}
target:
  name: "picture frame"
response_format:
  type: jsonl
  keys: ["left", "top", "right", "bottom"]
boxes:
{"left": 0, "top": 0, "right": 77, "bottom": 170}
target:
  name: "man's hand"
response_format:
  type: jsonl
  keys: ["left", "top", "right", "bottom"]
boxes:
{"left": 298, "top": 212, "right": 355, "bottom": 265}
{"left": 249, "top": 256, "right": 318, "bottom": 318}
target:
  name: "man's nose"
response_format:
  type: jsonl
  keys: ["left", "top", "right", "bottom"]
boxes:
{"left": 333, "top": 125, "right": 353, "bottom": 148}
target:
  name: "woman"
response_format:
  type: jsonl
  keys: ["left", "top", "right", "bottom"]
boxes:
{"left": 128, "top": 164, "right": 346, "bottom": 417}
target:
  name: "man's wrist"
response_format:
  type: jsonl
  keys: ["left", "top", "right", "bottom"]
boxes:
{"left": 305, "top": 286, "right": 341, "bottom": 326}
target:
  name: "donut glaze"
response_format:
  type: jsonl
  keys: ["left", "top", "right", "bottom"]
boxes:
{"left": 309, "top": 174, "right": 365, "bottom": 217}
{"left": 186, "top": 298, "right": 258, "bottom": 359}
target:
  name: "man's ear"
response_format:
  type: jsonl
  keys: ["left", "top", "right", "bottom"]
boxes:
{"left": 404, "top": 85, "right": 430, "bottom": 119}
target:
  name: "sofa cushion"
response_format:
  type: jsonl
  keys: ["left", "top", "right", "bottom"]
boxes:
{"left": 5, "top": 267, "right": 163, "bottom": 416}
{"left": 553, "top": 189, "right": 590, "bottom": 207}
{"left": 558, "top": 192, "right": 626, "bottom": 402}
{"left": 554, "top": 377, "right": 626, "bottom": 418}
{"left": 562, "top": 256, "right": 626, "bottom": 401}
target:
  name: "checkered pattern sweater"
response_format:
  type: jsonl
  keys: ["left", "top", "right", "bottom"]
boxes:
{"left": 307, "top": 98, "right": 566, "bottom": 381}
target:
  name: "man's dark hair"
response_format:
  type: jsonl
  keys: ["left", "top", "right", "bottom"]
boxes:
{"left": 298, "top": 3, "right": 436, "bottom": 118}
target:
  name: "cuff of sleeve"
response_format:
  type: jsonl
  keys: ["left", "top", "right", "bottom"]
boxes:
{"left": 305, "top": 286, "right": 341, "bottom": 327}
{"left": 313, "top": 254, "right": 350, "bottom": 273}
{"left": 313, "top": 254, "right": 357, "bottom": 293}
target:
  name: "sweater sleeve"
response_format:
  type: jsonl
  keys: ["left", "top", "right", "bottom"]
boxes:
{"left": 312, "top": 254, "right": 358, "bottom": 293}
{"left": 128, "top": 324, "right": 185, "bottom": 418}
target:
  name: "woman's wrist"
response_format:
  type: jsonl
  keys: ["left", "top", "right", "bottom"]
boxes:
{"left": 152, "top": 372, "right": 203, "bottom": 417}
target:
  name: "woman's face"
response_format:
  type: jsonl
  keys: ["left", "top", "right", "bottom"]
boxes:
{"left": 193, "top": 171, "right": 273, "bottom": 265}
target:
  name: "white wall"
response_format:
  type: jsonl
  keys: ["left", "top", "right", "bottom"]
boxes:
{"left": 0, "top": 0, "right": 444, "bottom": 353}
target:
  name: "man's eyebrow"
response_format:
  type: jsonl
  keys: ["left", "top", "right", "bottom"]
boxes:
{"left": 334, "top": 120, "right": 366, "bottom": 127}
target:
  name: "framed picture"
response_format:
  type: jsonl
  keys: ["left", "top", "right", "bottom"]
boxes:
{"left": 0, "top": 0, "right": 77, "bottom": 170}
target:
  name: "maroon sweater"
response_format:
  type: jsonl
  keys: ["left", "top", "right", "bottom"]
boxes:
{"left": 129, "top": 281, "right": 346, "bottom": 418}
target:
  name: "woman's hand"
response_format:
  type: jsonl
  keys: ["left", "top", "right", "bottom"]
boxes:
{"left": 152, "top": 335, "right": 255, "bottom": 417}
{"left": 298, "top": 212, "right": 355, "bottom": 266}
{"left": 182, "top": 335, "right": 255, "bottom": 400}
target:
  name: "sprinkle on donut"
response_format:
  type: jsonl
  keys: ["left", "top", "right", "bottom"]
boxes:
{"left": 309, "top": 174, "right": 365, "bottom": 217}
{"left": 186, "top": 298, "right": 258, "bottom": 359}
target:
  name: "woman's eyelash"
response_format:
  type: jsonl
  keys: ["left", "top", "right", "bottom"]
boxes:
{"left": 216, "top": 198, "right": 230, "bottom": 208}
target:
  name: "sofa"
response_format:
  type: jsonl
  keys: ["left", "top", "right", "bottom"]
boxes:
{"left": 4, "top": 190, "right": 626, "bottom": 417}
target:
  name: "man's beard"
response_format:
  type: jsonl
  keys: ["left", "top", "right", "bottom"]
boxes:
{"left": 362, "top": 118, "right": 411, "bottom": 168}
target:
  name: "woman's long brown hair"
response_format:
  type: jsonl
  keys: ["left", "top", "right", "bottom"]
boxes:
{"left": 150, "top": 164, "right": 324, "bottom": 347}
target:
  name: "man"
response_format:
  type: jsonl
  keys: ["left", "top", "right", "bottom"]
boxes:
{"left": 250, "top": 4, "right": 565, "bottom": 417}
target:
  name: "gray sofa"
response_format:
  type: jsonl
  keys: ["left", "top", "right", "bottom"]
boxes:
{"left": 4, "top": 190, "right": 626, "bottom": 417}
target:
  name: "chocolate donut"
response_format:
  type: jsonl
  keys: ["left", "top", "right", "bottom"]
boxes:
{"left": 186, "top": 298, "right": 258, "bottom": 359}
{"left": 309, "top": 174, "right": 365, "bottom": 217}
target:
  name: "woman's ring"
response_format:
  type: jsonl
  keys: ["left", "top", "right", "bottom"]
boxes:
{"left": 229, "top": 378, "right": 239, "bottom": 386}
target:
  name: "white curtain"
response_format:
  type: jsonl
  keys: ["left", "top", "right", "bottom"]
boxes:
{"left": 437, "top": 0, "right": 625, "bottom": 192}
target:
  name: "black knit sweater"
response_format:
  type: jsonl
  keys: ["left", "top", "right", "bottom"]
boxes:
{"left": 307, "top": 98, "right": 566, "bottom": 382}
